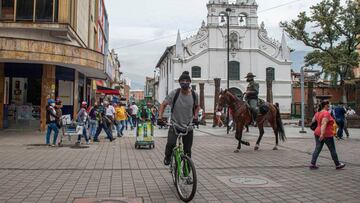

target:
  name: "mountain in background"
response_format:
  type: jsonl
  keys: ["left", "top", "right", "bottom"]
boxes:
{"left": 126, "top": 50, "right": 309, "bottom": 89}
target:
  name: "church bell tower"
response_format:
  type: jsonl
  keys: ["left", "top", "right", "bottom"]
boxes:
{"left": 207, "top": 0, "right": 258, "bottom": 28}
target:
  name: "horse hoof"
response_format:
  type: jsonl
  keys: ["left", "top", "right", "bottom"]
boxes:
{"left": 244, "top": 142, "right": 250, "bottom": 146}
{"left": 234, "top": 149, "right": 240, "bottom": 153}
{"left": 254, "top": 145, "right": 259, "bottom": 151}
{"left": 273, "top": 146, "right": 278, "bottom": 150}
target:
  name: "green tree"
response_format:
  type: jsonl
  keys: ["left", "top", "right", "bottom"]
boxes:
{"left": 281, "top": 0, "right": 360, "bottom": 103}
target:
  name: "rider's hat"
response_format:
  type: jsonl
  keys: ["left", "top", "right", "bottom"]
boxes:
{"left": 245, "top": 72, "right": 256, "bottom": 78}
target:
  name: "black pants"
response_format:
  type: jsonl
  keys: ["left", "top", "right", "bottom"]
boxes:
{"left": 311, "top": 136, "right": 340, "bottom": 166}
{"left": 165, "top": 127, "right": 193, "bottom": 160}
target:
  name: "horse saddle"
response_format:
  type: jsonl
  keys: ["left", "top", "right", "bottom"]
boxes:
{"left": 259, "top": 101, "right": 270, "bottom": 114}
{"left": 247, "top": 98, "right": 269, "bottom": 115}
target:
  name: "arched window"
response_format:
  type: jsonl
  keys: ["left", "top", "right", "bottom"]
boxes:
{"left": 238, "top": 13, "right": 247, "bottom": 27}
{"left": 229, "top": 61, "right": 240, "bottom": 80}
{"left": 266, "top": 67, "right": 275, "bottom": 81}
{"left": 192, "top": 66, "right": 201, "bottom": 78}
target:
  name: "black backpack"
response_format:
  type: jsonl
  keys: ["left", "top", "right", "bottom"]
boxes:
{"left": 171, "top": 88, "right": 197, "bottom": 115}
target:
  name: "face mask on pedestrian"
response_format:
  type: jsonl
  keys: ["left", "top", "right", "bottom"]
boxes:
{"left": 180, "top": 82, "right": 190, "bottom": 90}
{"left": 50, "top": 103, "right": 55, "bottom": 107}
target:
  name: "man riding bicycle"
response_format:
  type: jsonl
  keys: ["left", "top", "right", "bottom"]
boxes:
{"left": 158, "top": 71, "right": 200, "bottom": 166}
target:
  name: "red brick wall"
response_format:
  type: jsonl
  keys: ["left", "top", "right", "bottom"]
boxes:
{"left": 292, "top": 86, "right": 355, "bottom": 104}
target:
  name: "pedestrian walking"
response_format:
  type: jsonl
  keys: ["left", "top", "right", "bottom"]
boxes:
{"left": 130, "top": 102, "right": 139, "bottom": 127}
{"left": 88, "top": 102, "right": 98, "bottom": 140}
{"left": 125, "top": 103, "right": 134, "bottom": 130}
{"left": 76, "top": 101, "right": 90, "bottom": 145}
{"left": 309, "top": 100, "right": 346, "bottom": 170}
{"left": 334, "top": 102, "right": 346, "bottom": 139}
{"left": 344, "top": 107, "right": 356, "bottom": 138}
{"left": 115, "top": 102, "right": 127, "bottom": 137}
{"left": 105, "top": 101, "right": 116, "bottom": 130}
{"left": 45, "top": 99, "right": 60, "bottom": 147}
{"left": 93, "top": 101, "right": 115, "bottom": 142}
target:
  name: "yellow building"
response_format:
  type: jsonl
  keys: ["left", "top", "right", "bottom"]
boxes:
{"left": 0, "top": 0, "right": 113, "bottom": 130}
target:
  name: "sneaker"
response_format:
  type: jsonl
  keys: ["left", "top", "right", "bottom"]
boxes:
{"left": 336, "top": 163, "right": 346, "bottom": 170}
{"left": 50, "top": 144, "right": 56, "bottom": 147}
{"left": 110, "top": 137, "right": 116, "bottom": 142}
{"left": 309, "top": 164, "right": 319, "bottom": 170}
{"left": 93, "top": 139, "right": 100, "bottom": 142}
{"left": 86, "top": 141, "right": 90, "bottom": 145}
{"left": 164, "top": 157, "right": 171, "bottom": 166}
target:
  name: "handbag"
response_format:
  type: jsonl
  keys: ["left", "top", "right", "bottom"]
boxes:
{"left": 310, "top": 121, "right": 317, "bottom": 131}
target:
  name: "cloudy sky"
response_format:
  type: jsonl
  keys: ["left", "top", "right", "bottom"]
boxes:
{"left": 104, "top": 0, "right": 324, "bottom": 89}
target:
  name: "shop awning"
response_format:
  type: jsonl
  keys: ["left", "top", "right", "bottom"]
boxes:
{"left": 96, "top": 86, "right": 120, "bottom": 95}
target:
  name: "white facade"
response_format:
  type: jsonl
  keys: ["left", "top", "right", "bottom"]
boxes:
{"left": 156, "top": 0, "right": 292, "bottom": 114}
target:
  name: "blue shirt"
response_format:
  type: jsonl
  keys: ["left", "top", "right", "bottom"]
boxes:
{"left": 334, "top": 106, "right": 346, "bottom": 120}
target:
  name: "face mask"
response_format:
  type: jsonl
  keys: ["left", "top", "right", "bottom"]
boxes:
{"left": 50, "top": 103, "right": 55, "bottom": 107}
{"left": 180, "top": 82, "right": 190, "bottom": 90}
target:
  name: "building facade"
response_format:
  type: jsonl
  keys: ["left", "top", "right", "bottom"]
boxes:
{"left": 130, "top": 90, "right": 145, "bottom": 102}
{"left": 156, "top": 0, "right": 292, "bottom": 114}
{"left": 0, "top": 0, "right": 113, "bottom": 130}
{"left": 145, "top": 77, "right": 155, "bottom": 100}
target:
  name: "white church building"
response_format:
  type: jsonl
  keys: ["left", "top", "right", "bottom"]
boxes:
{"left": 156, "top": 0, "right": 292, "bottom": 114}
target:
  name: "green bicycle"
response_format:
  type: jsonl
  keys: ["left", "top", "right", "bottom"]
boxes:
{"left": 169, "top": 124, "right": 197, "bottom": 202}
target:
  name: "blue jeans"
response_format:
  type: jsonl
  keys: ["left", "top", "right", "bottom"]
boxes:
{"left": 336, "top": 119, "right": 345, "bottom": 138}
{"left": 311, "top": 135, "right": 340, "bottom": 166}
{"left": 89, "top": 119, "right": 97, "bottom": 138}
{"left": 115, "top": 120, "right": 125, "bottom": 136}
{"left": 46, "top": 123, "right": 59, "bottom": 145}
{"left": 126, "top": 117, "right": 133, "bottom": 130}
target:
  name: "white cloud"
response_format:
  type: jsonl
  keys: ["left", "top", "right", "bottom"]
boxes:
{"left": 104, "top": 0, "right": 341, "bottom": 89}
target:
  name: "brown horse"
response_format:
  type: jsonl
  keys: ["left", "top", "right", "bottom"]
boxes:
{"left": 217, "top": 89, "right": 286, "bottom": 152}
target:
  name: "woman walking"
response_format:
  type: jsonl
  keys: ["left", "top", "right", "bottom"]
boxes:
{"left": 310, "top": 100, "right": 346, "bottom": 170}
{"left": 76, "top": 101, "right": 90, "bottom": 145}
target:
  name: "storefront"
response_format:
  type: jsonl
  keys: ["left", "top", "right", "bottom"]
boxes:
{"left": 2, "top": 63, "right": 96, "bottom": 129}
{"left": 3, "top": 63, "right": 42, "bottom": 129}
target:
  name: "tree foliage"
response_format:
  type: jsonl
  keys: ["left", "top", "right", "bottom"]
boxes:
{"left": 281, "top": 0, "right": 360, "bottom": 83}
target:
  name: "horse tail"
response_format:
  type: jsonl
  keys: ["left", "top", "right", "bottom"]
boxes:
{"left": 275, "top": 105, "right": 286, "bottom": 142}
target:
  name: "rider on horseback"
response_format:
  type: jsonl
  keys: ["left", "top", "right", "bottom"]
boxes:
{"left": 244, "top": 73, "right": 259, "bottom": 126}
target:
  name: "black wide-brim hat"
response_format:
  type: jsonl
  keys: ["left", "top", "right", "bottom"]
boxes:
{"left": 245, "top": 72, "right": 256, "bottom": 78}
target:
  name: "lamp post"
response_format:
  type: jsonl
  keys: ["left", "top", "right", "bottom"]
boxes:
{"left": 153, "top": 69, "right": 156, "bottom": 102}
{"left": 225, "top": 8, "right": 232, "bottom": 134}
{"left": 299, "top": 66, "right": 306, "bottom": 133}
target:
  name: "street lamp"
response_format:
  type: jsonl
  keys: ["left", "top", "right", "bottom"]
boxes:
{"left": 153, "top": 69, "right": 156, "bottom": 102}
{"left": 221, "top": 8, "right": 232, "bottom": 134}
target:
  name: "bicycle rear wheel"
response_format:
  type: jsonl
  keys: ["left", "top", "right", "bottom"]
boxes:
{"left": 175, "top": 155, "right": 197, "bottom": 202}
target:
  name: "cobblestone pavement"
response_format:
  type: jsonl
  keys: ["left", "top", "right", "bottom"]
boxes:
{"left": 0, "top": 125, "right": 359, "bottom": 203}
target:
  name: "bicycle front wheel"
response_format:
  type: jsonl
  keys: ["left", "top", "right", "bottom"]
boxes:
{"left": 175, "top": 155, "right": 197, "bottom": 202}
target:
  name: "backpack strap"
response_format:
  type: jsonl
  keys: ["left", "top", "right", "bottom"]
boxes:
{"left": 171, "top": 88, "right": 181, "bottom": 114}
{"left": 171, "top": 88, "right": 197, "bottom": 116}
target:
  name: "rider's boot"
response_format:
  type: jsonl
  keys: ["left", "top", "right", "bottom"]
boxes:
{"left": 252, "top": 111, "right": 258, "bottom": 127}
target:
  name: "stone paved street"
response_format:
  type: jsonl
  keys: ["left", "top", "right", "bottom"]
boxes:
{"left": 0, "top": 125, "right": 359, "bottom": 203}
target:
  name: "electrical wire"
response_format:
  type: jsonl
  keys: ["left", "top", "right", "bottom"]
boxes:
{"left": 113, "top": 0, "right": 307, "bottom": 50}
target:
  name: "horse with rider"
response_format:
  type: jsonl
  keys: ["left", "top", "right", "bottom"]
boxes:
{"left": 217, "top": 72, "right": 286, "bottom": 152}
